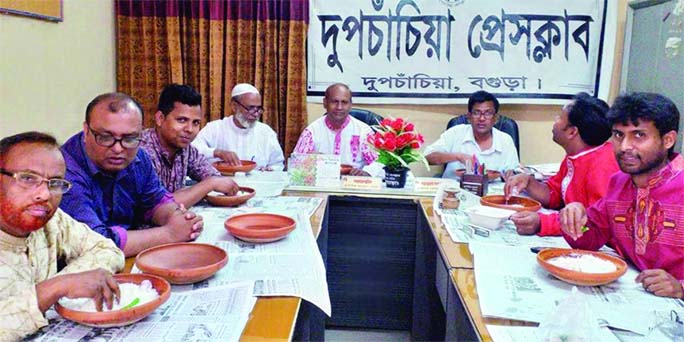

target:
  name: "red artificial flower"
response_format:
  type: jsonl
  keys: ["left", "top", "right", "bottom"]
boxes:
{"left": 381, "top": 118, "right": 392, "bottom": 127}
{"left": 390, "top": 118, "right": 404, "bottom": 131}
{"left": 404, "top": 123, "right": 414, "bottom": 132}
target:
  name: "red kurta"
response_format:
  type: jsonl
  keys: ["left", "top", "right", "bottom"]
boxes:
{"left": 539, "top": 142, "right": 619, "bottom": 236}
{"left": 564, "top": 154, "right": 684, "bottom": 281}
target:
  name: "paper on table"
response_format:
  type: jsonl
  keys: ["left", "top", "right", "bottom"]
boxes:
{"left": 486, "top": 325, "right": 621, "bottom": 342}
{"left": 472, "top": 243, "right": 683, "bottom": 335}
{"left": 30, "top": 282, "right": 256, "bottom": 342}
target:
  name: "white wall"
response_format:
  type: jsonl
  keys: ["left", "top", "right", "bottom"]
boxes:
{"left": 0, "top": 0, "right": 116, "bottom": 143}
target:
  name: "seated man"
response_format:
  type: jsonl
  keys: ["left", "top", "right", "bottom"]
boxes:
{"left": 140, "top": 84, "right": 238, "bottom": 207}
{"left": 504, "top": 93, "right": 619, "bottom": 236}
{"left": 192, "top": 83, "right": 285, "bottom": 170}
{"left": 560, "top": 92, "right": 684, "bottom": 298}
{"left": 0, "top": 132, "right": 124, "bottom": 340}
{"left": 424, "top": 90, "right": 519, "bottom": 179}
{"left": 60, "top": 93, "right": 204, "bottom": 257}
{"left": 293, "top": 83, "right": 381, "bottom": 177}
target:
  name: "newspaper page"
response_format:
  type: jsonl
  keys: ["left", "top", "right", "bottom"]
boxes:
{"left": 26, "top": 282, "right": 256, "bottom": 342}
{"left": 471, "top": 243, "right": 684, "bottom": 335}
{"left": 486, "top": 325, "right": 621, "bottom": 342}
{"left": 180, "top": 197, "right": 331, "bottom": 316}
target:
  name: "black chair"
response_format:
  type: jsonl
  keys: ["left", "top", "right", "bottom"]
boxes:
{"left": 446, "top": 114, "right": 520, "bottom": 158}
{"left": 348, "top": 108, "right": 384, "bottom": 127}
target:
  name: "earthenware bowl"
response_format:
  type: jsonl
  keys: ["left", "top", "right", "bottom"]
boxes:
{"left": 480, "top": 195, "right": 542, "bottom": 212}
{"left": 537, "top": 248, "right": 628, "bottom": 286}
{"left": 205, "top": 187, "right": 255, "bottom": 207}
{"left": 55, "top": 273, "right": 171, "bottom": 328}
{"left": 213, "top": 160, "right": 257, "bottom": 175}
{"left": 340, "top": 164, "right": 353, "bottom": 175}
{"left": 224, "top": 213, "right": 296, "bottom": 243}
{"left": 135, "top": 243, "right": 228, "bottom": 284}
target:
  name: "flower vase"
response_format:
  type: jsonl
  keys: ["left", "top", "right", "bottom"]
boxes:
{"left": 384, "top": 166, "right": 409, "bottom": 188}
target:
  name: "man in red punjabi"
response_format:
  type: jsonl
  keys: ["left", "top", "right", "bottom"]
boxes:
{"left": 504, "top": 93, "right": 619, "bottom": 236}
{"left": 560, "top": 92, "right": 684, "bottom": 298}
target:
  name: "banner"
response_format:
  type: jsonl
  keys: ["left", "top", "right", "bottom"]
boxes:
{"left": 307, "top": 0, "right": 617, "bottom": 104}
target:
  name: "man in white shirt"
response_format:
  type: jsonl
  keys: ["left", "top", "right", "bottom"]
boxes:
{"left": 192, "top": 83, "right": 285, "bottom": 171}
{"left": 424, "top": 91, "right": 519, "bottom": 179}
{"left": 293, "top": 83, "right": 382, "bottom": 177}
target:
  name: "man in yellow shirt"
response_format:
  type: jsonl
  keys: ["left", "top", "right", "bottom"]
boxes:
{"left": 0, "top": 132, "right": 124, "bottom": 340}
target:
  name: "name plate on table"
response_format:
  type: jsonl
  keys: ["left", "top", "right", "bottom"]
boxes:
{"left": 342, "top": 176, "right": 382, "bottom": 190}
{"left": 287, "top": 153, "right": 341, "bottom": 188}
{"left": 414, "top": 178, "right": 443, "bottom": 193}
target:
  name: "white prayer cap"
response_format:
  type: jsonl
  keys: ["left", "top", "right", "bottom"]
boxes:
{"left": 231, "top": 83, "right": 260, "bottom": 97}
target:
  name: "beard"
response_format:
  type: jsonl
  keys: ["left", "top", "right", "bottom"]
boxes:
{"left": 235, "top": 113, "right": 256, "bottom": 129}
{"left": 0, "top": 197, "right": 54, "bottom": 237}
{"left": 617, "top": 148, "right": 668, "bottom": 176}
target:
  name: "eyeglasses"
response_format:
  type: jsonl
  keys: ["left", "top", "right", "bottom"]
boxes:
{"left": 470, "top": 110, "right": 496, "bottom": 119}
{"left": 0, "top": 169, "right": 72, "bottom": 194}
{"left": 88, "top": 125, "right": 141, "bottom": 149}
{"left": 234, "top": 100, "right": 264, "bottom": 114}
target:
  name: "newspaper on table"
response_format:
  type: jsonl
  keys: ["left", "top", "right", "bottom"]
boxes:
{"left": 26, "top": 282, "right": 256, "bottom": 342}
{"left": 486, "top": 325, "right": 621, "bottom": 342}
{"left": 470, "top": 242, "right": 684, "bottom": 336}
{"left": 232, "top": 170, "right": 289, "bottom": 197}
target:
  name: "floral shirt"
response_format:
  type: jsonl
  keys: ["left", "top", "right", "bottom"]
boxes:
{"left": 140, "top": 128, "right": 219, "bottom": 193}
{"left": 0, "top": 209, "right": 125, "bottom": 341}
{"left": 294, "top": 115, "right": 379, "bottom": 174}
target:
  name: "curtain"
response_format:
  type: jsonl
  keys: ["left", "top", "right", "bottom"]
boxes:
{"left": 116, "top": 0, "right": 309, "bottom": 156}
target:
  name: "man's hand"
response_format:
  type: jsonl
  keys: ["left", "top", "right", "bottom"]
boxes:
{"left": 504, "top": 174, "right": 531, "bottom": 200}
{"left": 349, "top": 168, "right": 370, "bottom": 176}
{"left": 510, "top": 211, "right": 541, "bottom": 235}
{"left": 41, "top": 269, "right": 120, "bottom": 312}
{"left": 559, "top": 202, "right": 587, "bottom": 240}
{"left": 210, "top": 176, "right": 239, "bottom": 195}
{"left": 214, "top": 149, "right": 241, "bottom": 166}
{"left": 636, "top": 269, "right": 684, "bottom": 298}
{"left": 165, "top": 204, "right": 204, "bottom": 241}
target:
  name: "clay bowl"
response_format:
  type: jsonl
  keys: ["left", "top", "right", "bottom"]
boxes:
{"left": 205, "top": 187, "right": 255, "bottom": 207}
{"left": 55, "top": 273, "right": 170, "bottom": 328}
{"left": 213, "top": 160, "right": 257, "bottom": 175}
{"left": 224, "top": 213, "right": 296, "bottom": 243}
{"left": 537, "top": 248, "right": 628, "bottom": 286}
{"left": 340, "top": 164, "right": 353, "bottom": 175}
{"left": 480, "top": 195, "right": 542, "bottom": 212}
{"left": 135, "top": 243, "right": 228, "bottom": 285}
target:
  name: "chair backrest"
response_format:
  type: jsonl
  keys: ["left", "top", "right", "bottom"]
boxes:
{"left": 348, "top": 108, "right": 384, "bottom": 127}
{"left": 446, "top": 114, "right": 520, "bottom": 158}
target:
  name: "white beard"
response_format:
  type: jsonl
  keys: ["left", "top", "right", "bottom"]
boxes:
{"left": 235, "top": 113, "right": 256, "bottom": 129}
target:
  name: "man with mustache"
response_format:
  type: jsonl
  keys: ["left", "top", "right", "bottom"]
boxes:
{"left": 60, "top": 93, "right": 204, "bottom": 257}
{"left": 503, "top": 93, "right": 619, "bottom": 236}
{"left": 424, "top": 90, "right": 519, "bottom": 179}
{"left": 192, "top": 83, "right": 285, "bottom": 171}
{"left": 0, "top": 132, "right": 124, "bottom": 340}
{"left": 140, "top": 84, "right": 238, "bottom": 207}
{"left": 293, "top": 83, "right": 382, "bottom": 177}
{"left": 560, "top": 92, "right": 684, "bottom": 298}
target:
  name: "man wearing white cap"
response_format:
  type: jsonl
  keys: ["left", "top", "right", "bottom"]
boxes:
{"left": 192, "top": 83, "right": 285, "bottom": 170}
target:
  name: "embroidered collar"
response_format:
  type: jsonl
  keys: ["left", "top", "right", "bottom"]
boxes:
{"left": 324, "top": 115, "right": 351, "bottom": 132}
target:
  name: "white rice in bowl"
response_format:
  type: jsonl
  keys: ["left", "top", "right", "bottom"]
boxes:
{"left": 548, "top": 254, "right": 617, "bottom": 273}
{"left": 59, "top": 280, "right": 159, "bottom": 312}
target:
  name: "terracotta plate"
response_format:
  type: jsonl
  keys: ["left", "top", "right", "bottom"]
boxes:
{"left": 340, "top": 164, "right": 353, "bottom": 175}
{"left": 135, "top": 243, "right": 228, "bottom": 284}
{"left": 480, "top": 195, "right": 542, "bottom": 212}
{"left": 224, "top": 213, "right": 296, "bottom": 243}
{"left": 205, "top": 187, "right": 255, "bottom": 207}
{"left": 537, "top": 248, "right": 628, "bottom": 286}
{"left": 55, "top": 273, "right": 171, "bottom": 328}
{"left": 213, "top": 160, "right": 257, "bottom": 175}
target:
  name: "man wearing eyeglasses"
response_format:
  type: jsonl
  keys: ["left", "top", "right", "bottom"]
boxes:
{"left": 60, "top": 93, "right": 204, "bottom": 257}
{"left": 424, "top": 90, "right": 519, "bottom": 179}
{"left": 0, "top": 132, "right": 124, "bottom": 340}
{"left": 140, "top": 84, "right": 239, "bottom": 207}
{"left": 192, "top": 83, "right": 285, "bottom": 171}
